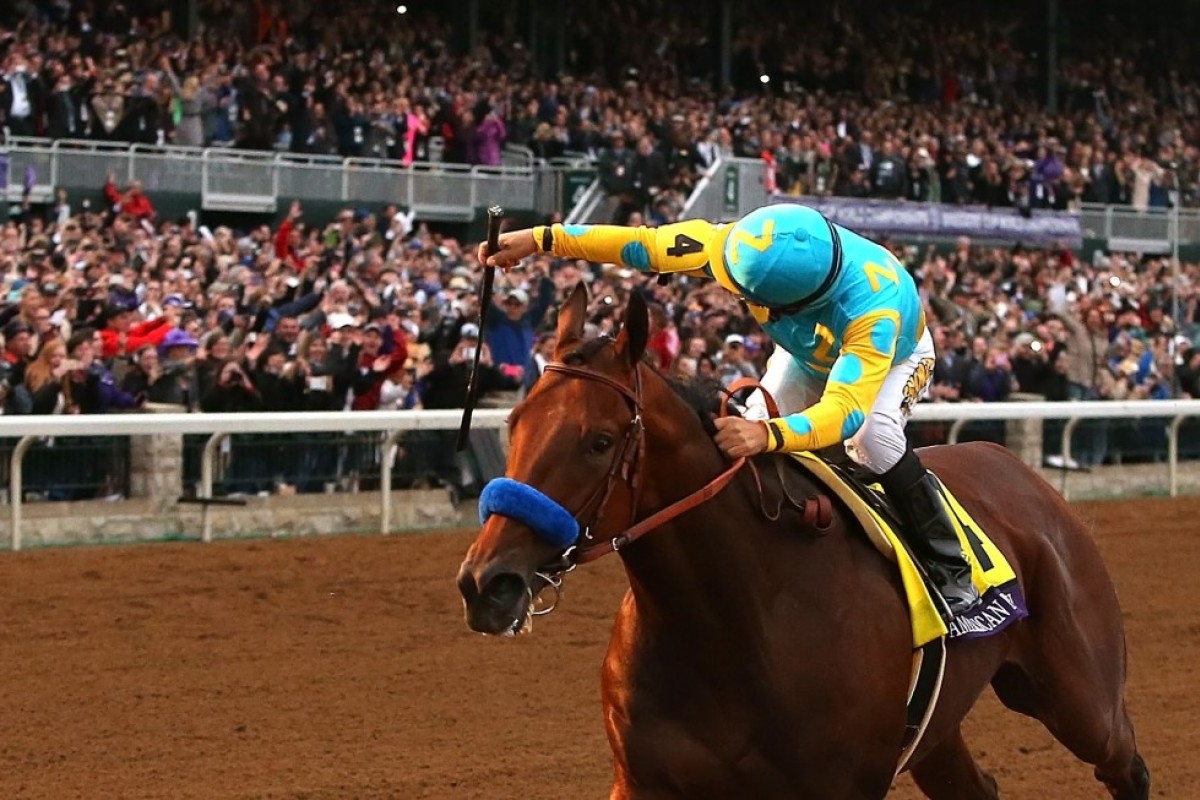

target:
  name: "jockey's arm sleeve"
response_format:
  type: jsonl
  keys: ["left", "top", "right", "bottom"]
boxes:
{"left": 761, "top": 311, "right": 900, "bottom": 453}
{"left": 531, "top": 220, "right": 720, "bottom": 275}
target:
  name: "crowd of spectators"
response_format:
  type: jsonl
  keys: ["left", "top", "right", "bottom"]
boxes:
{"left": 1, "top": 175, "right": 1198, "bottom": 465}
{"left": 2, "top": 0, "right": 1200, "bottom": 499}
{"left": 4, "top": 0, "right": 1200, "bottom": 222}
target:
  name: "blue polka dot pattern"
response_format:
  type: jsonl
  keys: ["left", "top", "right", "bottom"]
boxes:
{"left": 841, "top": 409, "right": 866, "bottom": 439}
{"left": 620, "top": 241, "right": 651, "bottom": 271}
{"left": 829, "top": 353, "right": 863, "bottom": 385}
{"left": 563, "top": 224, "right": 590, "bottom": 237}
{"left": 870, "top": 316, "right": 898, "bottom": 356}
{"left": 784, "top": 415, "right": 814, "bottom": 437}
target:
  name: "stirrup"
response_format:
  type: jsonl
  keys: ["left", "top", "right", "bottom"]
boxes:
{"left": 939, "top": 583, "right": 981, "bottom": 618}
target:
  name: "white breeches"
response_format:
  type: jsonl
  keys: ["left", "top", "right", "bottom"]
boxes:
{"left": 746, "top": 329, "right": 936, "bottom": 474}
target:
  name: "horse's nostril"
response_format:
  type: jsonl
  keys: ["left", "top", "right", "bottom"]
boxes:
{"left": 481, "top": 572, "right": 527, "bottom": 611}
{"left": 457, "top": 569, "right": 480, "bottom": 603}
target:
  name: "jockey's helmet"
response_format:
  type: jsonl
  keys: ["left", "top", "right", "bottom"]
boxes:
{"left": 712, "top": 204, "right": 842, "bottom": 313}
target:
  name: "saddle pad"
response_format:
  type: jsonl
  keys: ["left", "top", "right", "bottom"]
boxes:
{"left": 790, "top": 452, "right": 1028, "bottom": 648}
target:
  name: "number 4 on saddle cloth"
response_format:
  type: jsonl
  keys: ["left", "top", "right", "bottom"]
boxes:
{"left": 799, "top": 450, "right": 1028, "bottom": 648}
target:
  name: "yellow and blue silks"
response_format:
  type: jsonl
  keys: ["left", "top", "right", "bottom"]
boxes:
{"left": 533, "top": 203, "right": 926, "bottom": 455}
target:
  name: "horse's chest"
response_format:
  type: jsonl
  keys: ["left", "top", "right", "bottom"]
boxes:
{"left": 601, "top": 606, "right": 905, "bottom": 798}
{"left": 604, "top": 643, "right": 812, "bottom": 792}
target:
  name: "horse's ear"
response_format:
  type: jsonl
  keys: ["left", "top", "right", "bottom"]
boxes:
{"left": 554, "top": 282, "right": 589, "bottom": 348}
{"left": 615, "top": 291, "right": 649, "bottom": 367}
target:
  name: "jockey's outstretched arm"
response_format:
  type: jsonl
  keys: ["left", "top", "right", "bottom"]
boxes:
{"left": 528, "top": 221, "right": 721, "bottom": 277}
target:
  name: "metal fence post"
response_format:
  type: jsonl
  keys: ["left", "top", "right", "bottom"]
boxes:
{"left": 200, "top": 150, "right": 209, "bottom": 207}
{"left": 947, "top": 419, "right": 969, "bottom": 445}
{"left": 380, "top": 430, "right": 405, "bottom": 534}
{"left": 1060, "top": 417, "right": 1082, "bottom": 500}
{"left": 9, "top": 436, "right": 38, "bottom": 552}
{"left": 200, "top": 432, "right": 229, "bottom": 543}
{"left": 49, "top": 139, "right": 59, "bottom": 190}
{"left": 1169, "top": 415, "right": 1187, "bottom": 497}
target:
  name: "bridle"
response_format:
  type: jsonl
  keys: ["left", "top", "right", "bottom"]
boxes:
{"left": 535, "top": 360, "right": 746, "bottom": 571}
{"left": 539, "top": 361, "right": 649, "bottom": 561}
{"left": 504, "top": 361, "right": 828, "bottom": 619}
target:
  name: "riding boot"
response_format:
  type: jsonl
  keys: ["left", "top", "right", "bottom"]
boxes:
{"left": 878, "top": 448, "right": 981, "bottom": 620}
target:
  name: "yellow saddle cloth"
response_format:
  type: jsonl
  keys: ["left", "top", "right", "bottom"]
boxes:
{"left": 791, "top": 452, "right": 1027, "bottom": 648}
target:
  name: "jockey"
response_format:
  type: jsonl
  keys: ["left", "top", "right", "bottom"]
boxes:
{"left": 480, "top": 204, "right": 980, "bottom": 618}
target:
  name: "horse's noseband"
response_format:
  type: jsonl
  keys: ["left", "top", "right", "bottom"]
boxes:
{"left": 540, "top": 361, "right": 647, "bottom": 551}
{"left": 478, "top": 361, "right": 648, "bottom": 557}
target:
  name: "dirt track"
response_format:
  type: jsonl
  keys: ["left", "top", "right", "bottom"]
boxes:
{"left": 0, "top": 496, "right": 1194, "bottom": 800}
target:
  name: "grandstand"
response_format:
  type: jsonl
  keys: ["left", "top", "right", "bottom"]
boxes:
{"left": 1, "top": 1, "right": 1199, "bottom": 798}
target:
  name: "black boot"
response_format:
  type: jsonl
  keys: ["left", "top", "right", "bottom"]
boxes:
{"left": 879, "top": 449, "right": 981, "bottom": 621}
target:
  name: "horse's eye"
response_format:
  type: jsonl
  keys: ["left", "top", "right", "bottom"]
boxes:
{"left": 591, "top": 433, "right": 615, "bottom": 454}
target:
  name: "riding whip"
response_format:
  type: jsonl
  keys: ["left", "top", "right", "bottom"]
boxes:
{"left": 456, "top": 205, "right": 504, "bottom": 451}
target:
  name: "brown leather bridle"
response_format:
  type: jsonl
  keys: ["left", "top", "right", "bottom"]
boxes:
{"left": 539, "top": 361, "right": 747, "bottom": 566}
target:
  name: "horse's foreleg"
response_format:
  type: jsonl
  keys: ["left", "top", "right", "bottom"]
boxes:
{"left": 1095, "top": 750, "right": 1151, "bottom": 800}
{"left": 907, "top": 729, "right": 999, "bottom": 800}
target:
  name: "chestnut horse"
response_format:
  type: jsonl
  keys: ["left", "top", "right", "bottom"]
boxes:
{"left": 457, "top": 287, "right": 1149, "bottom": 800}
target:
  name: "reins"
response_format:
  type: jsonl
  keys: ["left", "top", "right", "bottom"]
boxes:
{"left": 539, "top": 361, "right": 747, "bottom": 565}
{"left": 483, "top": 361, "right": 830, "bottom": 600}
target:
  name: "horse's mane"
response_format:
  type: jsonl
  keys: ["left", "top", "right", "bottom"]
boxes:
{"left": 569, "top": 335, "right": 722, "bottom": 437}
{"left": 661, "top": 374, "right": 722, "bottom": 437}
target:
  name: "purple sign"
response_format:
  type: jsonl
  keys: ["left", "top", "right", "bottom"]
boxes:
{"left": 771, "top": 196, "right": 1083, "bottom": 248}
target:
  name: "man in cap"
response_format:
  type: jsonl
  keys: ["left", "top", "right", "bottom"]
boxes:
{"left": 154, "top": 327, "right": 201, "bottom": 406}
{"left": 1011, "top": 331, "right": 1053, "bottom": 397}
{"left": 481, "top": 202, "right": 980, "bottom": 619}
{"left": 450, "top": 322, "right": 493, "bottom": 368}
{"left": 717, "top": 333, "right": 758, "bottom": 388}
{"left": 2, "top": 319, "right": 34, "bottom": 387}
{"left": 485, "top": 274, "right": 554, "bottom": 384}
{"left": 350, "top": 322, "right": 408, "bottom": 411}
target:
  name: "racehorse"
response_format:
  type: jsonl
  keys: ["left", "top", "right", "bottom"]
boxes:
{"left": 456, "top": 285, "right": 1149, "bottom": 799}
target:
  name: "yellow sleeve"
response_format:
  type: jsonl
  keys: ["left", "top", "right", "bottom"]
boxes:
{"left": 531, "top": 220, "right": 721, "bottom": 275}
{"left": 762, "top": 310, "right": 901, "bottom": 453}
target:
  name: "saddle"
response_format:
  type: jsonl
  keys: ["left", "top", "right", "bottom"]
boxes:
{"left": 722, "top": 381, "right": 1026, "bottom": 645}
{"left": 810, "top": 447, "right": 906, "bottom": 558}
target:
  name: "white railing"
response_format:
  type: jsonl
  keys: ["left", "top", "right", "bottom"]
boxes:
{"left": 2, "top": 409, "right": 505, "bottom": 551}
{"left": 913, "top": 400, "right": 1197, "bottom": 495}
{"left": 3, "top": 399, "right": 1200, "bottom": 550}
